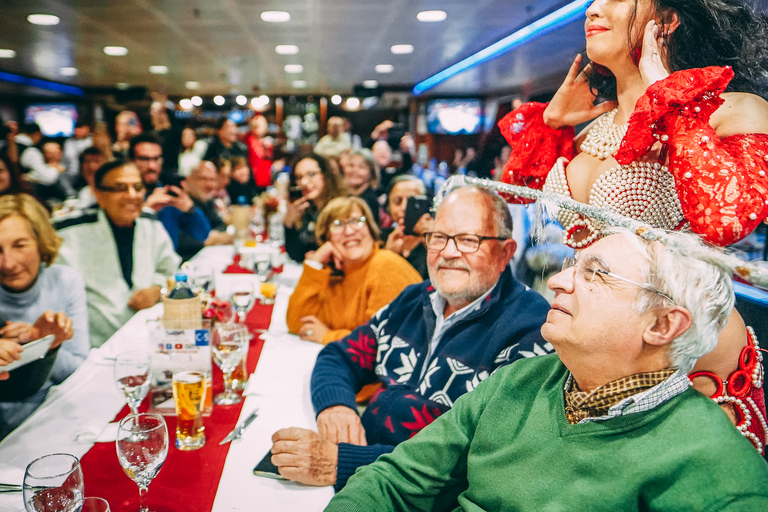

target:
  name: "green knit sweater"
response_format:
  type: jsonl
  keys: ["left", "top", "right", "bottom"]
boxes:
{"left": 327, "top": 354, "right": 768, "bottom": 512}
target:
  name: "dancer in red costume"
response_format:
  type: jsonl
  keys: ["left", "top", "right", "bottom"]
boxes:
{"left": 499, "top": 0, "right": 768, "bottom": 452}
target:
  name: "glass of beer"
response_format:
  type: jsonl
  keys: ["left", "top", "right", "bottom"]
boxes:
{"left": 260, "top": 282, "right": 277, "bottom": 305}
{"left": 172, "top": 371, "right": 207, "bottom": 450}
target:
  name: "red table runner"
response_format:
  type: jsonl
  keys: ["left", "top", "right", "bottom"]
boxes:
{"left": 80, "top": 303, "right": 273, "bottom": 512}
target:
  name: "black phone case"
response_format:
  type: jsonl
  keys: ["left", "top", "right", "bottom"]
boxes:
{"left": 253, "top": 450, "right": 285, "bottom": 480}
{"left": 403, "top": 196, "right": 430, "bottom": 236}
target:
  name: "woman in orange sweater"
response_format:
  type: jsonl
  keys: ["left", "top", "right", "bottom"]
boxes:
{"left": 287, "top": 196, "right": 422, "bottom": 345}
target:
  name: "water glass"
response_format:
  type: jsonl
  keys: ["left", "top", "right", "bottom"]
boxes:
{"left": 212, "top": 324, "right": 248, "bottom": 405}
{"left": 172, "top": 371, "right": 207, "bottom": 450}
{"left": 116, "top": 414, "right": 168, "bottom": 512}
{"left": 81, "top": 497, "right": 111, "bottom": 512}
{"left": 230, "top": 281, "right": 254, "bottom": 324}
{"left": 253, "top": 253, "right": 271, "bottom": 282}
{"left": 23, "top": 453, "right": 84, "bottom": 512}
{"left": 114, "top": 351, "right": 151, "bottom": 416}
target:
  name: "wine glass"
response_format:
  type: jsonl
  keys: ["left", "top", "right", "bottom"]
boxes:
{"left": 188, "top": 264, "right": 213, "bottom": 295}
{"left": 212, "top": 324, "right": 248, "bottom": 405}
{"left": 114, "top": 351, "right": 151, "bottom": 417}
{"left": 253, "top": 253, "right": 271, "bottom": 282}
{"left": 81, "top": 497, "right": 111, "bottom": 512}
{"left": 230, "top": 281, "right": 254, "bottom": 324}
{"left": 23, "top": 453, "right": 84, "bottom": 512}
{"left": 116, "top": 414, "right": 168, "bottom": 512}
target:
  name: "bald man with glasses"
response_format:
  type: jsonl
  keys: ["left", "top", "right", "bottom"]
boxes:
{"left": 269, "top": 186, "right": 552, "bottom": 490}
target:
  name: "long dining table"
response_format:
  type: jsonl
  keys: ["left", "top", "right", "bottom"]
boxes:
{"left": 0, "top": 245, "right": 335, "bottom": 512}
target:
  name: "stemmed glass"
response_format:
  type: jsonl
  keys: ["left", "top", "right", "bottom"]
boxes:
{"left": 230, "top": 281, "right": 254, "bottom": 324}
{"left": 116, "top": 414, "right": 168, "bottom": 512}
{"left": 114, "top": 351, "right": 151, "bottom": 417}
{"left": 253, "top": 253, "right": 271, "bottom": 282}
{"left": 188, "top": 264, "right": 214, "bottom": 295}
{"left": 23, "top": 453, "right": 84, "bottom": 512}
{"left": 211, "top": 324, "right": 248, "bottom": 405}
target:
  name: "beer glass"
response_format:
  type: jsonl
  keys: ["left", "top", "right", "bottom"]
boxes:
{"left": 116, "top": 414, "right": 168, "bottom": 512}
{"left": 23, "top": 454, "right": 84, "bottom": 512}
{"left": 172, "top": 370, "right": 207, "bottom": 450}
{"left": 212, "top": 324, "right": 248, "bottom": 405}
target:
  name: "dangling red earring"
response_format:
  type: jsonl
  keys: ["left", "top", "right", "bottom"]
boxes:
{"left": 630, "top": 48, "right": 642, "bottom": 65}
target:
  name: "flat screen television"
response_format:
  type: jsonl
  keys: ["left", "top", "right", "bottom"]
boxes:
{"left": 427, "top": 99, "right": 483, "bottom": 135}
{"left": 24, "top": 103, "right": 78, "bottom": 137}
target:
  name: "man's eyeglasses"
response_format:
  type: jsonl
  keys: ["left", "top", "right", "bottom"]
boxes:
{"left": 561, "top": 257, "right": 675, "bottom": 304}
{"left": 329, "top": 216, "right": 366, "bottom": 234}
{"left": 97, "top": 183, "right": 146, "bottom": 194}
{"left": 424, "top": 232, "right": 507, "bottom": 254}
{"left": 135, "top": 155, "right": 163, "bottom": 163}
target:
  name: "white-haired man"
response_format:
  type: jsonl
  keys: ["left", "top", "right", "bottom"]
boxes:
{"left": 327, "top": 228, "right": 768, "bottom": 511}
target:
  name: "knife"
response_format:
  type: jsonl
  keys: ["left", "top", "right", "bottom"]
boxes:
{"left": 219, "top": 409, "right": 259, "bottom": 445}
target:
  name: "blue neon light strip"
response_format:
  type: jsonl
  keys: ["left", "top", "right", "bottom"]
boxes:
{"left": 412, "top": 0, "right": 592, "bottom": 95}
{"left": 0, "top": 70, "right": 85, "bottom": 96}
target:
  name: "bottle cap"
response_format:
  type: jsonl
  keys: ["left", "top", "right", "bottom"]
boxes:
{"left": 174, "top": 272, "right": 188, "bottom": 282}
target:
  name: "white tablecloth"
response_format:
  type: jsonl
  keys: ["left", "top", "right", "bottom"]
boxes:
{"left": 0, "top": 246, "right": 333, "bottom": 512}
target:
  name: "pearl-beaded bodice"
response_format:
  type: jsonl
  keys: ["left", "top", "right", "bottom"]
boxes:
{"left": 543, "top": 157, "right": 685, "bottom": 248}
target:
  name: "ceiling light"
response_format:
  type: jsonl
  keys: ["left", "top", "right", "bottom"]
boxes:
{"left": 346, "top": 97, "right": 360, "bottom": 109}
{"left": 251, "top": 95, "right": 270, "bottom": 109}
{"left": 59, "top": 67, "right": 78, "bottom": 76}
{"left": 103, "top": 46, "right": 128, "bottom": 56}
{"left": 417, "top": 10, "right": 447, "bottom": 22}
{"left": 284, "top": 64, "right": 304, "bottom": 74}
{"left": 331, "top": 95, "right": 342, "bottom": 105}
{"left": 275, "top": 45, "right": 299, "bottom": 55}
{"left": 261, "top": 11, "right": 290, "bottom": 23}
{"left": 292, "top": 80, "right": 307, "bottom": 89}
{"left": 259, "top": 94, "right": 269, "bottom": 104}
{"left": 213, "top": 95, "right": 226, "bottom": 106}
{"left": 363, "top": 80, "right": 379, "bottom": 88}
{"left": 149, "top": 65, "right": 168, "bottom": 74}
{"left": 27, "top": 14, "right": 60, "bottom": 26}
{"left": 179, "top": 99, "right": 193, "bottom": 110}
{"left": 185, "top": 81, "right": 200, "bottom": 90}
{"left": 413, "top": 0, "right": 591, "bottom": 95}
{"left": 236, "top": 95, "right": 247, "bottom": 106}
{"left": 391, "top": 44, "right": 414, "bottom": 55}
{"left": 375, "top": 64, "right": 394, "bottom": 73}
{"left": 0, "top": 49, "right": 17, "bottom": 59}
{"left": 191, "top": 96, "right": 203, "bottom": 106}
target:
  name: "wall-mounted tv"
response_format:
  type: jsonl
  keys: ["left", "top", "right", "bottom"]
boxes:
{"left": 427, "top": 99, "right": 483, "bottom": 135}
{"left": 25, "top": 103, "right": 78, "bottom": 137}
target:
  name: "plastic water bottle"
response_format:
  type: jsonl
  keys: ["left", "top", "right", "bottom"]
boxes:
{"left": 168, "top": 272, "right": 197, "bottom": 299}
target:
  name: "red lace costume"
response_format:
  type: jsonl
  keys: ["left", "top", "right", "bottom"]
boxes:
{"left": 498, "top": 66, "right": 768, "bottom": 248}
{"left": 498, "top": 66, "right": 768, "bottom": 452}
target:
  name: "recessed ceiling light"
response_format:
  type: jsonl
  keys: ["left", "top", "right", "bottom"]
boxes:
{"left": 236, "top": 95, "right": 247, "bottom": 106}
{"left": 59, "top": 67, "right": 78, "bottom": 76}
{"left": 331, "top": 95, "right": 342, "bottom": 105}
{"left": 346, "top": 97, "right": 360, "bottom": 109}
{"left": 0, "top": 49, "right": 17, "bottom": 59}
{"left": 149, "top": 65, "right": 168, "bottom": 74}
{"left": 292, "top": 80, "right": 307, "bottom": 89}
{"left": 284, "top": 64, "right": 304, "bottom": 74}
{"left": 417, "top": 10, "right": 447, "bottom": 22}
{"left": 251, "top": 95, "right": 270, "bottom": 109}
{"left": 27, "top": 14, "right": 60, "bottom": 26}
{"left": 391, "top": 44, "right": 414, "bottom": 55}
{"left": 116, "top": 82, "right": 130, "bottom": 89}
{"left": 375, "top": 64, "right": 394, "bottom": 73}
{"left": 363, "top": 80, "right": 379, "bottom": 88}
{"left": 275, "top": 45, "right": 299, "bottom": 55}
{"left": 213, "top": 95, "right": 226, "bottom": 106}
{"left": 191, "top": 96, "right": 203, "bottom": 106}
{"left": 103, "top": 46, "right": 128, "bottom": 56}
{"left": 261, "top": 11, "right": 290, "bottom": 23}
{"left": 185, "top": 81, "right": 200, "bottom": 90}
{"left": 179, "top": 99, "right": 193, "bottom": 110}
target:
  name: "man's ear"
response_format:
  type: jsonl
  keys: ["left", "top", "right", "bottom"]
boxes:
{"left": 498, "top": 239, "right": 517, "bottom": 272}
{"left": 643, "top": 306, "right": 692, "bottom": 348}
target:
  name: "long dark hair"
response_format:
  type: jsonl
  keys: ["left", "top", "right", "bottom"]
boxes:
{"left": 289, "top": 152, "right": 348, "bottom": 209}
{"left": 0, "top": 155, "right": 32, "bottom": 196}
{"left": 587, "top": 0, "right": 768, "bottom": 101}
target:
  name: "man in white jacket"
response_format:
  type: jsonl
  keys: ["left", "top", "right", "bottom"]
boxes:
{"left": 54, "top": 160, "right": 180, "bottom": 347}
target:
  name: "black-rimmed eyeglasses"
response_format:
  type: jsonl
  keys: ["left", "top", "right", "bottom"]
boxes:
{"left": 424, "top": 232, "right": 507, "bottom": 254}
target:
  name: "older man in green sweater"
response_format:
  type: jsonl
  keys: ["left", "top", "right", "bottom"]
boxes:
{"left": 327, "top": 228, "right": 768, "bottom": 511}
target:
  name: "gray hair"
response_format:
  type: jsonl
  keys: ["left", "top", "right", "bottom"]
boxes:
{"left": 440, "top": 185, "right": 513, "bottom": 239}
{"left": 347, "top": 148, "right": 380, "bottom": 190}
{"left": 604, "top": 227, "right": 735, "bottom": 373}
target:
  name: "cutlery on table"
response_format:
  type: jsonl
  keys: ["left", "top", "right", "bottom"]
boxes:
{"left": 219, "top": 409, "right": 259, "bottom": 445}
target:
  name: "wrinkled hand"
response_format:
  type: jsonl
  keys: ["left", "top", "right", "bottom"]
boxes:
{"left": 0, "top": 339, "right": 23, "bottom": 366}
{"left": 316, "top": 405, "right": 367, "bottom": 445}
{"left": 145, "top": 187, "right": 173, "bottom": 211}
{"left": 544, "top": 54, "right": 617, "bottom": 129}
{"left": 297, "top": 316, "right": 330, "bottom": 344}
{"left": 284, "top": 197, "right": 309, "bottom": 227}
{"left": 32, "top": 311, "right": 74, "bottom": 348}
{"left": 638, "top": 19, "right": 670, "bottom": 87}
{"left": 128, "top": 286, "right": 162, "bottom": 311}
{"left": 165, "top": 186, "right": 194, "bottom": 213}
{"left": 271, "top": 428, "right": 338, "bottom": 486}
{"left": 307, "top": 242, "right": 343, "bottom": 269}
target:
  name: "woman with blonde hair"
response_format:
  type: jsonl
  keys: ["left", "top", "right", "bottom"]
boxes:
{"left": 287, "top": 196, "right": 421, "bottom": 345}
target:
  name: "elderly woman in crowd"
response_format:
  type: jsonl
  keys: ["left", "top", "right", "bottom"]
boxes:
{"left": 0, "top": 193, "right": 88, "bottom": 432}
{"left": 382, "top": 175, "right": 432, "bottom": 280}
{"left": 286, "top": 196, "right": 421, "bottom": 345}
{"left": 341, "top": 149, "right": 381, "bottom": 225}
{"left": 283, "top": 153, "right": 347, "bottom": 262}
